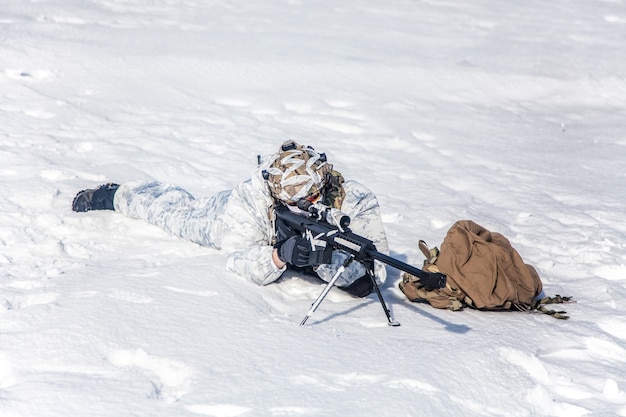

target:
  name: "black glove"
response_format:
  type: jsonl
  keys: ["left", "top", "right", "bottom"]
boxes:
{"left": 276, "top": 236, "right": 312, "bottom": 267}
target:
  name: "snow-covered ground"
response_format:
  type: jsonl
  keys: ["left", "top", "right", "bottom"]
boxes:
{"left": 1, "top": 0, "right": 626, "bottom": 416}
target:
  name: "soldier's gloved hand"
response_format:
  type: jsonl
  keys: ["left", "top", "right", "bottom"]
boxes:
{"left": 276, "top": 236, "right": 312, "bottom": 267}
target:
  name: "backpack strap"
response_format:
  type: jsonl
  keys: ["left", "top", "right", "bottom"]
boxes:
{"left": 418, "top": 240, "right": 439, "bottom": 265}
{"left": 513, "top": 295, "right": 573, "bottom": 319}
{"left": 534, "top": 295, "right": 573, "bottom": 320}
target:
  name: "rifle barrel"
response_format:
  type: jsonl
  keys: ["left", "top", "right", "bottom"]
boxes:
{"left": 369, "top": 250, "right": 446, "bottom": 290}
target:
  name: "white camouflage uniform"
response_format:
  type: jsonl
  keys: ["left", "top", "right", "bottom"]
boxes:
{"left": 113, "top": 157, "right": 389, "bottom": 288}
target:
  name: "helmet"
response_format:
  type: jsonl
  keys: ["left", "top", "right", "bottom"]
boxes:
{"left": 264, "top": 140, "right": 332, "bottom": 204}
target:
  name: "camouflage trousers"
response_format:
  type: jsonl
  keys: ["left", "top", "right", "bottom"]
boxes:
{"left": 113, "top": 181, "right": 230, "bottom": 250}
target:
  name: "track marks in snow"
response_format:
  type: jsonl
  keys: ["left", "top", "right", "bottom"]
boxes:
{"left": 384, "top": 377, "right": 439, "bottom": 393}
{"left": 268, "top": 406, "right": 318, "bottom": 416}
{"left": 4, "top": 292, "right": 59, "bottom": 310}
{"left": 185, "top": 403, "right": 252, "bottom": 417}
{"left": 271, "top": 99, "right": 372, "bottom": 135}
{"left": 1, "top": 68, "right": 55, "bottom": 82}
{"left": 597, "top": 317, "right": 626, "bottom": 341}
{"left": 291, "top": 372, "right": 438, "bottom": 394}
{"left": 0, "top": 353, "right": 16, "bottom": 389}
{"left": 214, "top": 98, "right": 252, "bottom": 108}
{"left": 22, "top": 109, "right": 56, "bottom": 119}
{"left": 207, "top": 95, "right": 376, "bottom": 139}
{"left": 2, "top": 277, "right": 60, "bottom": 312}
{"left": 107, "top": 348, "right": 194, "bottom": 403}
{"left": 605, "top": 15, "right": 626, "bottom": 24}
{"left": 108, "top": 290, "right": 153, "bottom": 304}
{"left": 594, "top": 264, "right": 626, "bottom": 281}
{"left": 501, "top": 347, "right": 595, "bottom": 417}
{"left": 0, "top": 103, "right": 57, "bottom": 120}
{"left": 193, "top": 402, "right": 344, "bottom": 417}
{"left": 163, "top": 286, "right": 218, "bottom": 297}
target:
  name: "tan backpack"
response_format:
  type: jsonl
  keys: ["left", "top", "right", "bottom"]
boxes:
{"left": 399, "top": 220, "right": 571, "bottom": 319}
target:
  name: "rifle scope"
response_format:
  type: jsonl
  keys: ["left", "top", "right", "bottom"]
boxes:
{"left": 296, "top": 200, "right": 351, "bottom": 230}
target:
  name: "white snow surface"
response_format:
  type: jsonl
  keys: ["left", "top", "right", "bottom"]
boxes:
{"left": 1, "top": 0, "right": 626, "bottom": 416}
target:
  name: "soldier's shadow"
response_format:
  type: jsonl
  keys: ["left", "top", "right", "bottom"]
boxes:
{"left": 308, "top": 299, "right": 470, "bottom": 334}
{"left": 403, "top": 302, "right": 472, "bottom": 334}
{"left": 385, "top": 251, "right": 471, "bottom": 334}
{"left": 291, "top": 251, "right": 471, "bottom": 334}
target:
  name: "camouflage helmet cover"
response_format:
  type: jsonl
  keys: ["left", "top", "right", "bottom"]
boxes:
{"left": 265, "top": 140, "right": 332, "bottom": 204}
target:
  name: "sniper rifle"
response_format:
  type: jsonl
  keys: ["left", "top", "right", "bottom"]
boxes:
{"left": 274, "top": 200, "right": 447, "bottom": 326}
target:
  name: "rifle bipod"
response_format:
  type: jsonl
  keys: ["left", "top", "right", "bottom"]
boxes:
{"left": 299, "top": 256, "right": 400, "bottom": 327}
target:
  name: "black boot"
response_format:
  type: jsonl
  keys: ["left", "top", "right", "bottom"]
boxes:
{"left": 340, "top": 275, "right": 374, "bottom": 298}
{"left": 72, "top": 183, "right": 120, "bottom": 212}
